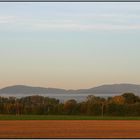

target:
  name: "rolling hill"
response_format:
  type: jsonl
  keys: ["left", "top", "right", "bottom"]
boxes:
{"left": 0, "top": 84, "right": 140, "bottom": 101}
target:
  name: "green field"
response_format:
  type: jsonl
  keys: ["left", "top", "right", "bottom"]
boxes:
{"left": 0, "top": 115, "right": 140, "bottom": 120}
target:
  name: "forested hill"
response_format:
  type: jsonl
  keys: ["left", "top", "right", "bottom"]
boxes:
{"left": 0, "top": 84, "right": 140, "bottom": 96}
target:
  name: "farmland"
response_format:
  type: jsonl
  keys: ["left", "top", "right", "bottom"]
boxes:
{"left": 0, "top": 120, "right": 140, "bottom": 138}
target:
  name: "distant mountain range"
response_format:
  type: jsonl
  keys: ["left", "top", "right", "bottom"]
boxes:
{"left": 0, "top": 84, "right": 140, "bottom": 101}
{"left": 0, "top": 84, "right": 140, "bottom": 96}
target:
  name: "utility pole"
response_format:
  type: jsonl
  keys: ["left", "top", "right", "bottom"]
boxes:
{"left": 101, "top": 102, "right": 104, "bottom": 117}
{"left": 43, "top": 98, "right": 45, "bottom": 114}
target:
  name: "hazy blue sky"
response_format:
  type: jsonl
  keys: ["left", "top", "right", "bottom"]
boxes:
{"left": 0, "top": 2, "right": 140, "bottom": 89}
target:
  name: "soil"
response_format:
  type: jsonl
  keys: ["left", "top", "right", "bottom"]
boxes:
{"left": 0, "top": 120, "right": 140, "bottom": 138}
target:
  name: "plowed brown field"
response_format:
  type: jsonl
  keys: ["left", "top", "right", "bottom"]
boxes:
{"left": 0, "top": 120, "right": 140, "bottom": 138}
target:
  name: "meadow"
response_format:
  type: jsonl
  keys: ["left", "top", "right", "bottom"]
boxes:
{"left": 0, "top": 115, "right": 140, "bottom": 120}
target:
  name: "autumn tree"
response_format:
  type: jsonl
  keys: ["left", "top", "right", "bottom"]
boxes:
{"left": 63, "top": 99, "right": 77, "bottom": 115}
{"left": 86, "top": 95, "right": 105, "bottom": 116}
{"left": 111, "top": 95, "right": 126, "bottom": 105}
{"left": 122, "top": 93, "right": 140, "bottom": 104}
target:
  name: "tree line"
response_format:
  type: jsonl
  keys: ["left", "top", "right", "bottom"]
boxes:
{"left": 0, "top": 93, "right": 140, "bottom": 116}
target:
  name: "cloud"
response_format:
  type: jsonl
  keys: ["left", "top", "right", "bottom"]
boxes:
{"left": 30, "top": 21, "right": 140, "bottom": 31}
{"left": 0, "top": 16, "right": 17, "bottom": 24}
{"left": 0, "top": 14, "right": 140, "bottom": 32}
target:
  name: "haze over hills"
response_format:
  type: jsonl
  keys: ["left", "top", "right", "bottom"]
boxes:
{"left": 0, "top": 84, "right": 140, "bottom": 101}
{"left": 0, "top": 85, "right": 66, "bottom": 94}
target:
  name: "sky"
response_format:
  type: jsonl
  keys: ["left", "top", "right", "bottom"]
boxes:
{"left": 0, "top": 2, "right": 140, "bottom": 89}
